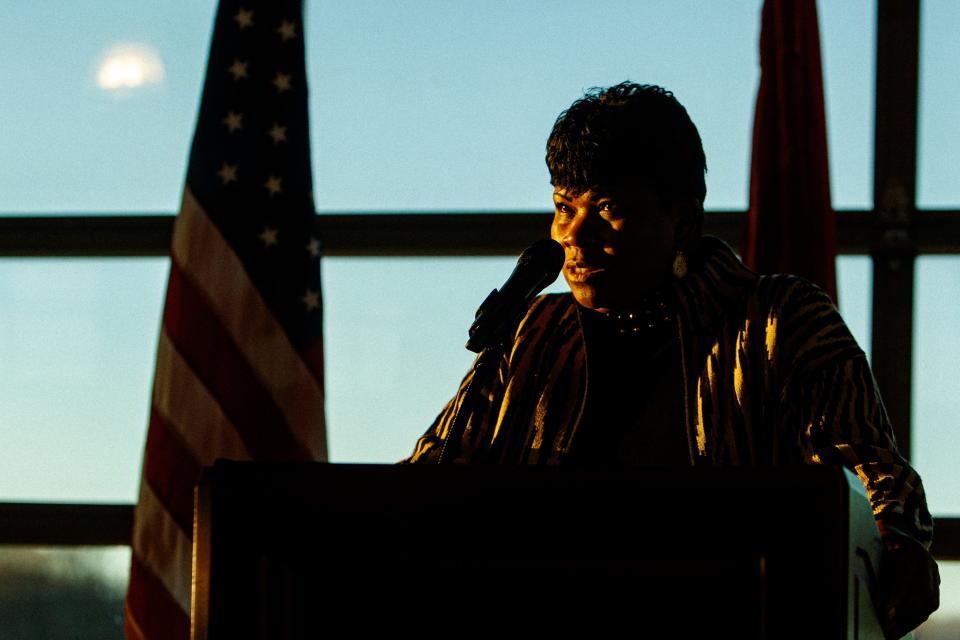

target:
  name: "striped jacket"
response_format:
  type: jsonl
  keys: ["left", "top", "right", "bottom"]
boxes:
{"left": 405, "top": 237, "right": 933, "bottom": 546}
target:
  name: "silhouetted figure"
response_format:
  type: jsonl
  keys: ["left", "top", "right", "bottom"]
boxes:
{"left": 405, "top": 82, "right": 939, "bottom": 637}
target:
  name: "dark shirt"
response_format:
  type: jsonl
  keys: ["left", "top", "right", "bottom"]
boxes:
{"left": 571, "top": 304, "right": 689, "bottom": 466}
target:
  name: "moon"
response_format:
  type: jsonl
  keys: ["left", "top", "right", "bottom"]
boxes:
{"left": 97, "top": 43, "right": 165, "bottom": 90}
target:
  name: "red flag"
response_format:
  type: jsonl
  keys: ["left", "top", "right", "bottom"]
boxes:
{"left": 124, "top": 2, "right": 326, "bottom": 638}
{"left": 743, "top": 0, "right": 837, "bottom": 302}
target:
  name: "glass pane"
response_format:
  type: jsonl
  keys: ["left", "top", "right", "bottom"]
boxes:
{"left": 914, "top": 559, "right": 960, "bottom": 639}
{"left": 0, "top": 545, "right": 128, "bottom": 640}
{"left": 912, "top": 256, "right": 960, "bottom": 516}
{"left": 836, "top": 255, "right": 872, "bottom": 361}
{"left": 323, "top": 256, "right": 568, "bottom": 462}
{"left": 918, "top": 0, "right": 960, "bottom": 208}
{"left": 0, "top": 3, "right": 216, "bottom": 214}
{"left": 818, "top": 0, "right": 876, "bottom": 209}
{"left": 2, "top": 2, "right": 879, "bottom": 215}
{"left": 308, "top": 0, "right": 761, "bottom": 212}
{"left": 310, "top": 0, "right": 872, "bottom": 211}
{"left": 0, "top": 259, "right": 166, "bottom": 502}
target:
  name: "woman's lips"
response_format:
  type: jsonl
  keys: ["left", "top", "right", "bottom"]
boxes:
{"left": 565, "top": 261, "right": 605, "bottom": 283}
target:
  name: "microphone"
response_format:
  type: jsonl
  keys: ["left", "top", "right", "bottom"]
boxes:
{"left": 466, "top": 238, "right": 564, "bottom": 353}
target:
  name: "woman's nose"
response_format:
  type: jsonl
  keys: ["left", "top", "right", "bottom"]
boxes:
{"left": 561, "top": 212, "right": 600, "bottom": 248}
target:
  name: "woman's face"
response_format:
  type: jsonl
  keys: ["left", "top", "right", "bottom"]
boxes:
{"left": 550, "top": 185, "right": 681, "bottom": 313}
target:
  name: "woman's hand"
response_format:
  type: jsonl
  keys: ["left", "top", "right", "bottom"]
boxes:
{"left": 878, "top": 532, "right": 940, "bottom": 639}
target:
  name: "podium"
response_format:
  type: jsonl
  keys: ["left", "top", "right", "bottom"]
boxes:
{"left": 191, "top": 462, "right": 888, "bottom": 638}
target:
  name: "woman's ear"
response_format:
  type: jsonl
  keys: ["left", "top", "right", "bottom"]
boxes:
{"left": 671, "top": 197, "right": 701, "bottom": 248}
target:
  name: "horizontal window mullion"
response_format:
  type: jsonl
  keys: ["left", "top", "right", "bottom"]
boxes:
{"left": 1, "top": 210, "right": 958, "bottom": 257}
{"left": 0, "top": 503, "right": 133, "bottom": 546}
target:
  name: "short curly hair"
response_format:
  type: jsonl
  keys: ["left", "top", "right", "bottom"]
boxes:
{"left": 546, "top": 82, "right": 706, "bottom": 211}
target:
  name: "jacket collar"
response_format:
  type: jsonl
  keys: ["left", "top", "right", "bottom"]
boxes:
{"left": 668, "top": 236, "right": 758, "bottom": 334}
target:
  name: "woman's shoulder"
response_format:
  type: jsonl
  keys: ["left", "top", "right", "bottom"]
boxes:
{"left": 752, "top": 273, "right": 839, "bottom": 321}
{"left": 750, "top": 274, "right": 865, "bottom": 370}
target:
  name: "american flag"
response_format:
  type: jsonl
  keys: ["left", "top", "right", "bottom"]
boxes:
{"left": 124, "top": 2, "right": 326, "bottom": 638}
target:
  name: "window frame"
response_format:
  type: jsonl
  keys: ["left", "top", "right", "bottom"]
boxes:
{"left": 1, "top": 0, "right": 957, "bottom": 561}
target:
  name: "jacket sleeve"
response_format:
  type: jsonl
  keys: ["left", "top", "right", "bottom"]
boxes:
{"left": 771, "top": 277, "right": 934, "bottom": 548}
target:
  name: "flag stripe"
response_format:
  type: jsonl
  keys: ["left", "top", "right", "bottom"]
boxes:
{"left": 153, "top": 329, "right": 252, "bottom": 462}
{"left": 132, "top": 481, "right": 194, "bottom": 613}
{"left": 302, "top": 339, "right": 325, "bottom": 390}
{"left": 126, "top": 554, "right": 190, "bottom": 640}
{"left": 164, "top": 259, "right": 312, "bottom": 461}
{"left": 123, "top": 610, "right": 144, "bottom": 640}
{"left": 173, "top": 188, "right": 327, "bottom": 459}
{"left": 143, "top": 407, "right": 204, "bottom": 536}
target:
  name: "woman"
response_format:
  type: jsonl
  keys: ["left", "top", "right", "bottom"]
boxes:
{"left": 404, "top": 82, "right": 938, "bottom": 635}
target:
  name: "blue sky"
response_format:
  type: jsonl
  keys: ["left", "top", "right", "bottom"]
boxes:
{"left": 0, "top": 1, "right": 956, "bottom": 515}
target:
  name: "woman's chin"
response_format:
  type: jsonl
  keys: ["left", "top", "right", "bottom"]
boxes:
{"left": 567, "top": 283, "right": 613, "bottom": 313}
{"left": 567, "top": 278, "right": 666, "bottom": 313}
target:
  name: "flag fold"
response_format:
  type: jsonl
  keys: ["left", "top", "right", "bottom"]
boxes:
{"left": 743, "top": 0, "right": 837, "bottom": 302}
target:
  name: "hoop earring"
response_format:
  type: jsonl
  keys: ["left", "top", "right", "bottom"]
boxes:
{"left": 672, "top": 250, "right": 688, "bottom": 279}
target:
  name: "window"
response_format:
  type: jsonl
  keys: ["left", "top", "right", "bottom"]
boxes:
{"left": 1, "top": 1, "right": 957, "bottom": 635}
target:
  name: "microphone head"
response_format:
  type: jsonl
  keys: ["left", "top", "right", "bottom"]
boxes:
{"left": 518, "top": 238, "right": 565, "bottom": 278}
{"left": 465, "top": 238, "right": 564, "bottom": 353}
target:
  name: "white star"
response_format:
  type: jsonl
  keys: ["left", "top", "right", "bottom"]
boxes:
{"left": 217, "top": 163, "right": 238, "bottom": 184}
{"left": 306, "top": 237, "right": 320, "bottom": 258}
{"left": 272, "top": 72, "right": 292, "bottom": 93}
{"left": 277, "top": 21, "right": 297, "bottom": 41}
{"left": 234, "top": 8, "right": 254, "bottom": 29}
{"left": 302, "top": 289, "right": 320, "bottom": 311}
{"left": 223, "top": 111, "right": 243, "bottom": 132}
{"left": 268, "top": 123, "right": 287, "bottom": 144}
{"left": 228, "top": 59, "right": 248, "bottom": 80}
{"left": 264, "top": 175, "right": 283, "bottom": 196}
{"left": 259, "top": 227, "right": 279, "bottom": 248}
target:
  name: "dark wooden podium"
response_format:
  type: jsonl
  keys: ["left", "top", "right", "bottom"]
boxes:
{"left": 191, "top": 462, "right": 887, "bottom": 639}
